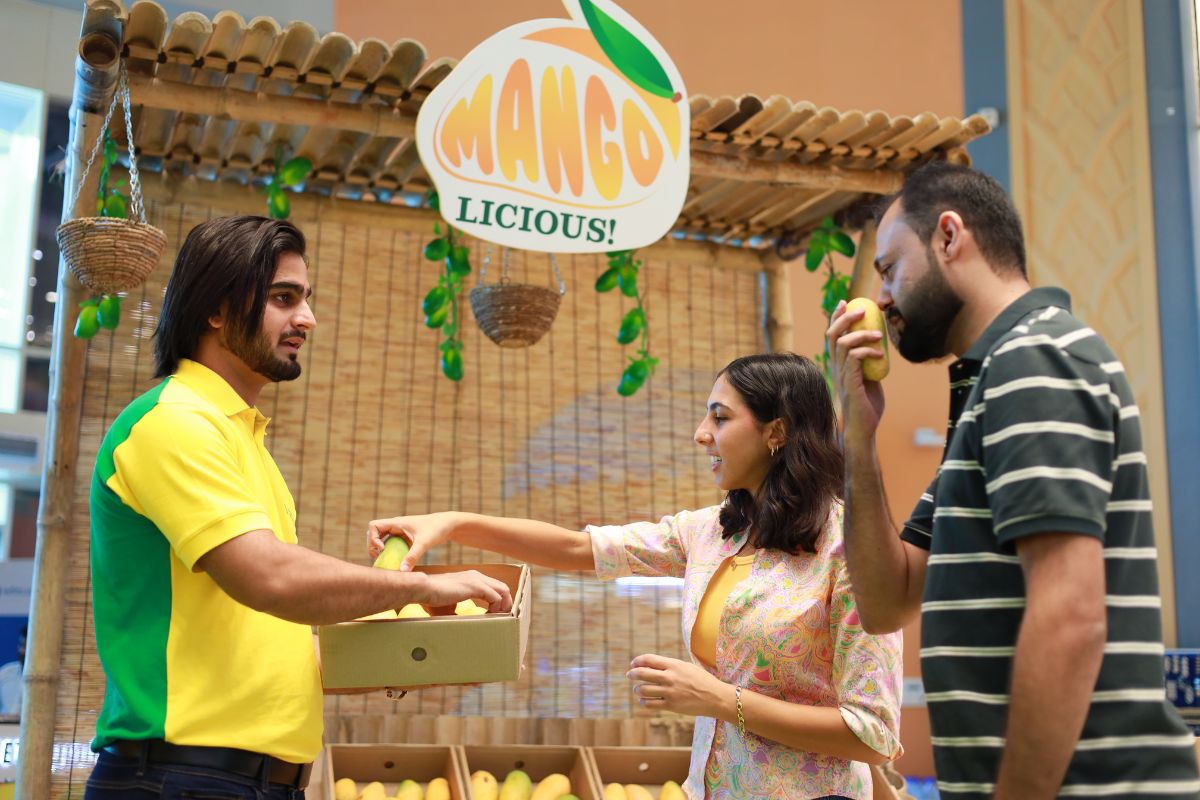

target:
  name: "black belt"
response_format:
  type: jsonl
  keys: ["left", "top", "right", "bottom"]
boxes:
{"left": 103, "top": 739, "right": 311, "bottom": 789}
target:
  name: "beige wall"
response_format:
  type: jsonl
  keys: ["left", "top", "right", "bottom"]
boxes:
{"left": 336, "top": 0, "right": 963, "bottom": 776}
{"left": 1005, "top": 0, "right": 1176, "bottom": 644}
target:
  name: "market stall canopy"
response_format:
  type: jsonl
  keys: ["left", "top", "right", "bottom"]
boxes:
{"left": 81, "top": 0, "right": 990, "bottom": 247}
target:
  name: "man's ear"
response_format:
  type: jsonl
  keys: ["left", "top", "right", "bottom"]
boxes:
{"left": 936, "top": 210, "right": 967, "bottom": 262}
{"left": 208, "top": 302, "right": 229, "bottom": 331}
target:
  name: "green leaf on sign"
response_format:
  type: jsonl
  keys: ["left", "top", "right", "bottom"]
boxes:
{"left": 578, "top": 0, "right": 675, "bottom": 99}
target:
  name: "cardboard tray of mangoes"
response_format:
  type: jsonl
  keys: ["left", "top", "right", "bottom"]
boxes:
{"left": 317, "top": 563, "right": 532, "bottom": 690}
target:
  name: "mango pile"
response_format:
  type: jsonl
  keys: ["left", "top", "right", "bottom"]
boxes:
{"left": 602, "top": 782, "right": 685, "bottom": 800}
{"left": 470, "top": 769, "right": 578, "bottom": 800}
{"left": 333, "top": 776, "right": 450, "bottom": 800}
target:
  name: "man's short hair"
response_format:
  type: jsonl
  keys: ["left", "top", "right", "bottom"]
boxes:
{"left": 874, "top": 161, "right": 1027, "bottom": 276}
{"left": 153, "top": 216, "right": 306, "bottom": 378}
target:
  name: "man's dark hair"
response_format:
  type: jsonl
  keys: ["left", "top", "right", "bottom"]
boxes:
{"left": 874, "top": 161, "right": 1026, "bottom": 276}
{"left": 717, "top": 353, "right": 844, "bottom": 555}
{"left": 153, "top": 216, "right": 306, "bottom": 378}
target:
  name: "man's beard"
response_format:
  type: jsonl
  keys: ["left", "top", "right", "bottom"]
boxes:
{"left": 224, "top": 324, "right": 303, "bottom": 382}
{"left": 888, "top": 246, "right": 963, "bottom": 363}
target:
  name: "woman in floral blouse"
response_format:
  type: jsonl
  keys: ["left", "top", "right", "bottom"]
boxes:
{"left": 368, "top": 353, "right": 903, "bottom": 800}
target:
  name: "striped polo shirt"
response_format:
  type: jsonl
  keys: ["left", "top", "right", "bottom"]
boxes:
{"left": 902, "top": 288, "right": 1200, "bottom": 797}
{"left": 89, "top": 359, "right": 323, "bottom": 763}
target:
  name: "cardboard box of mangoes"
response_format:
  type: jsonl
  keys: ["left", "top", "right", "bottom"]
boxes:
{"left": 461, "top": 744, "right": 600, "bottom": 800}
{"left": 585, "top": 747, "right": 690, "bottom": 800}
{"left": 326, "top": 744, "right": 469, "bottom": 800}
{"left": 317, "top": 563, "right": 532, "bottom": 690}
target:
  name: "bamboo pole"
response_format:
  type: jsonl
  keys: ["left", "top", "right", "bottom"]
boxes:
{"left": 847, "top": 219, "right": 879, "bottom": 300}
{"left": 690, "top": 151, "right": 904, "bottom": 195}
{"left": 126, "top": 73, "right": 417, "bottom": 141}
{"left": 17, "top": 29, "right": 120, "bottom": 800}
{"left": 758, "top": 247, "right": 795, "bottom": 353}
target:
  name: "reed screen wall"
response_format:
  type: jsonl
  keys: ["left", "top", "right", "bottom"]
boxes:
{"left": 51, "top": 199, "right": 764, "bottom": 795}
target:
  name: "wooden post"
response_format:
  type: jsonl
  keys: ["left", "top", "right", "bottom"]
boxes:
{"left": 16, "top": 28, "right": 120, "bottom": 800}
{"left": 758, "top": 248, "right": 795, "bottom": 353}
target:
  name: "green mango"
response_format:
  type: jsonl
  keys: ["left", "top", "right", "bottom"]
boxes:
{"left": 74, "top": 306, "right": 100, "bottom": 339}
{"left": 97, "top": 295, "right": 121, "bottom": 330}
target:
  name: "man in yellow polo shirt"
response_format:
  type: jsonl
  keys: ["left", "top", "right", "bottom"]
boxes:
{"left": 84, "top": 216, "right": 512, "bottom": 800}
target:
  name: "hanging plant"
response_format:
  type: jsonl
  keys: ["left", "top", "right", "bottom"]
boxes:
{"left": 420, "top": 191, "right": 470, "bottom": 381}
{"left": 72, "top": 129, "right": 130, "bottom": 339}
{"left": 806, "top": 216, "right": 856, "bottom": 389}
{"left": 261, "top": 146, "right": 312, "bottom": 220}
{"left": 595, "top": 250, "right": 658, "bottom": 396}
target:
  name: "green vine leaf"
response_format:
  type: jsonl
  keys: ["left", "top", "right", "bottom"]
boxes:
{"left": 594, "top": 268, "right": 619, "bottom": 293}
{"left": 811, "top": 217, "right": 857, "bottom": 390}
{"left": 278, "top": 156, "right": 312, "bottom": 187}
{"left": 74, "top": 305, "right": 100, "bottom": 339}
{"left": 804, "top": 244, "right": 824, "bottom": 272}
{"left": 830, "top": 230, "right": 856, "bottom": 257}
{"left": 598, "top": 250, "right": 657, "bottom": 397}
{"left": 421, "top": 192, "right": 468, "bottom": 382}
{"left": 97, "top": 294, "right": 121, "bottom": 330}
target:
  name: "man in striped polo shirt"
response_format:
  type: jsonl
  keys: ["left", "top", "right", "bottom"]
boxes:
{"left": 828, "top": 163, "right": 1199, "bottom": 798}
{"left": 85, "top": 216, "right": 513, "bottom": 799}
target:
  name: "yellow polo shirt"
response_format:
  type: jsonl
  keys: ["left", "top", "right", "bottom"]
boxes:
{"left": 89, "top": 359, "right": 322, "bottom": 762}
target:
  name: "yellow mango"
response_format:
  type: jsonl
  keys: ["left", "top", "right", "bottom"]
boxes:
{"left": 397, "top": 603, "right": 431, "bottom": 618}
{"left": 455, "top": 599, "right": 487, "bottom": 616}
{"left": 603, "top": 784, "right": 627, "bottom": 800}
{"left": 659, "top": 781, "right": 686, "bottom": 800}
{"left": 373, "top": 536, "right": 410, "bottom": 570}
{"left": 472, "top": 770, "right": 500, "bottom": 800}
{"left": 529, "top": 772, "right": 570, "bottom": 800}
{"left": 425, "top": 776, "right": 450, "bottom": 800}
{"left": 499, "top": 769, "right": 533, "bottom": 800}
{"left": 333, "top": 777, "right": 358, "bottom": 800}
{"left": 623, "top": 786, "right": 654, "bottom": 800}
{"left": 359, "top": 782, "right": 388, "bottom": 800}
{"left": 845, "top": 297, "right": 890, "bottom": 381}
{"left": 394, "top": 779, "right": 423, "bottom": 800}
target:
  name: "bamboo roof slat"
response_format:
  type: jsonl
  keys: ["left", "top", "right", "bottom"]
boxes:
{"left": 89, "top": 0, "right": 989, "bottom": 246}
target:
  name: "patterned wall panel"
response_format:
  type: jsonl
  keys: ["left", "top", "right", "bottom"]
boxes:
{"left": 1005, "top": 0, "right": 1176, "bottom": 640}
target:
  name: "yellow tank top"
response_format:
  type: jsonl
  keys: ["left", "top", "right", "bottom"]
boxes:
{"left": 691, "top": 553, "right": 756, "bottom": 668}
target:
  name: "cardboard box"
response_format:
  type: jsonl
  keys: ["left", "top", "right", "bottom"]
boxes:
{"left": 587, "top": 746, "right": 692, "bottom": 797}
{"left": 324, "top": 744, "right": 469, "bottom": 800}
{"left": 461, "top": 745, "right": 600, "bottom": 800}
{"left": 317, "top": 564, "right": 531, "bottom": 690}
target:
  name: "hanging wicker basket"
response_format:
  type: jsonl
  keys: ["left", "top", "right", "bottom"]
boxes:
{"left": 469, "top": 281, "right": 562, "bottom": 348}
{"left": 56, "top": 61, "right": 166, "bottom": 295}
{"left": 57, "top": 217, "right": 166, "bottom": 295}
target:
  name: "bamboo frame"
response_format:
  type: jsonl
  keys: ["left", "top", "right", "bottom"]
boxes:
{"left": 125, "top": 75, "right": 905, "bottom": 195}
{"left": 134, "top": 171, "right": 767, "bottom": 273}
{"left": 757, "top": 248, "right": 795, "bottom": 353}
{"left": 17, "top": 30, "right": 121, "bottom": 800}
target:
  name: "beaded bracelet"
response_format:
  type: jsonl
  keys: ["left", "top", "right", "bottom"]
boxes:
{"left": 735, "top": 686, "right": 746, "bottom": 737}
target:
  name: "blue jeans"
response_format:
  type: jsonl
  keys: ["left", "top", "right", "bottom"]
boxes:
{"left": 84, "top": 749, "right": 306, "bottom": 799}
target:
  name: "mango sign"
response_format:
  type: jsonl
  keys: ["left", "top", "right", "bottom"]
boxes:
{"left": 416, "top": 0, "right": 689, "bottom": 253}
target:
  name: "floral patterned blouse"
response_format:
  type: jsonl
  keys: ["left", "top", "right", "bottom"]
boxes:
{"left": 587, "top": 503, "right": 903, "bottom": 800}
